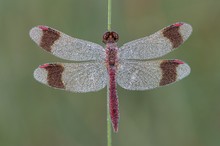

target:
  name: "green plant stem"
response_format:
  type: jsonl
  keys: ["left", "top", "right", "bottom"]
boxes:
{"left": 108, "top": 0, "right": 111, "bottom": 31}
{"left": 107, "top": 83, "right": 112, "bottom": 146}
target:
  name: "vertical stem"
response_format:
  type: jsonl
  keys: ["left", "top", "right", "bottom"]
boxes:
{"left": 107, "top": 0, "right": 112, "bottom": 146}
{"left": 108, "top": 0, "right": 111, "bottom": 31}
{"left": 107, "top": 83, "right": 112, "bottom": 146}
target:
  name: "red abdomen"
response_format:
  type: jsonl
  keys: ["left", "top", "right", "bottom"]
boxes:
{"left": 108, "top": 67, "right": 119, "bottom": 132}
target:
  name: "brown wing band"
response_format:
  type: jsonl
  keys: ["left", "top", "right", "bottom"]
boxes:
{"left": 43, "top": 64, "right": 65, "bottom": 88}
{"left": 40, "top": 27, "right": 60, "bottom": 52}
{"left": 160, "top": 60, "right": 180, "bottom": 86}
{"left": 163, "top": 24, "right": 183, "bottom": 48}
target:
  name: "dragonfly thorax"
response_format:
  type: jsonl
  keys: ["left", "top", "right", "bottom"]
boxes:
{"left": 106, "top": 43, "right": 118, "bottom": 67}
{"left": 103, "top": 31, "right": 119, "bottom": 44}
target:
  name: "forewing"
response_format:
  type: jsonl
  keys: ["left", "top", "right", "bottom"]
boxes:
{"left": 117, "top": 60, "right": 190, "bottom": 90}
{"left": 119, "top": 22, "right": 192, "bottom": 60}
{"left": 34, "top": 62, "right": 107, "bottom": 92}
{"left": 30, "top": 26, "right": 105, "bottom": 61}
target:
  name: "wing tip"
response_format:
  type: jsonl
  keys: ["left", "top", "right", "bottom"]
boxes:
{"left": 33, "top": 66, "right": 48, "bottom": 85}
{"left": 29, "top": 26, "right": 44, "bottom": 44}
{"left": 29, "top": 25, "right": 49, "bottom": 38}
{"left": 176, "top": 22, "right": 193, "bottom": 41}
{"left": 176, "top": 60, "right": 191, "bottom": 80}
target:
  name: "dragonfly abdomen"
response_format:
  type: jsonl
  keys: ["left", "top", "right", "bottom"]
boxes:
{"left": 108, "top": 66, "right": 119, "bottom": 132}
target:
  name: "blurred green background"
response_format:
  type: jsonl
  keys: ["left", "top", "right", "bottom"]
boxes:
{"left": 0, "top": 0, "right": 220, "bottom": 146}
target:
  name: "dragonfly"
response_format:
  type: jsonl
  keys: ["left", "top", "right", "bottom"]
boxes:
{"left": 30, "top": 22, "right": 192, "bottom": 132}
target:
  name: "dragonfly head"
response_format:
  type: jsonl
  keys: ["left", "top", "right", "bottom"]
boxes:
{"left": 102, "top": 31, "right": 119, "bottom": 44}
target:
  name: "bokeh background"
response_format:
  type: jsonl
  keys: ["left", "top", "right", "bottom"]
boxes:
{"left": 0, "top": 0, "right": 220, "bottom": 146}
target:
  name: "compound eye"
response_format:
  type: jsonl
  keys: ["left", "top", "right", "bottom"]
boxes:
{"left": 112, "top": 32, "right": 119, "bottom": 42}
{"left": 103, "top": 32, "right": 110, "bottom": 41}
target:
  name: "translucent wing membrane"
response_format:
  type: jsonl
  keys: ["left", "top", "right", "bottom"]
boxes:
{"left": 34, "top": 62, "right": 107, "bottom": 92}
{"left": 119, "top": 22, "right": 192, "bottom": 60}
{"left": 117, "top": 59, "right": 190, "bottom": 90}
{"left": 30, "top": 26, "right": 105, "bottom": 61}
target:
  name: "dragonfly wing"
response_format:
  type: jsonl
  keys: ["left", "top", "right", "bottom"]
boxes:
{"left": 34, "top": 62, "right": 107, "bottom": 92}
{"left": 117, "top": 60, "right": 190, "bottom": 90}
{"left": 119, "top": 22, "right": 192, "bottom": 60}
{"left": 30, "top": 26, "right": 105, "bottom": 61}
